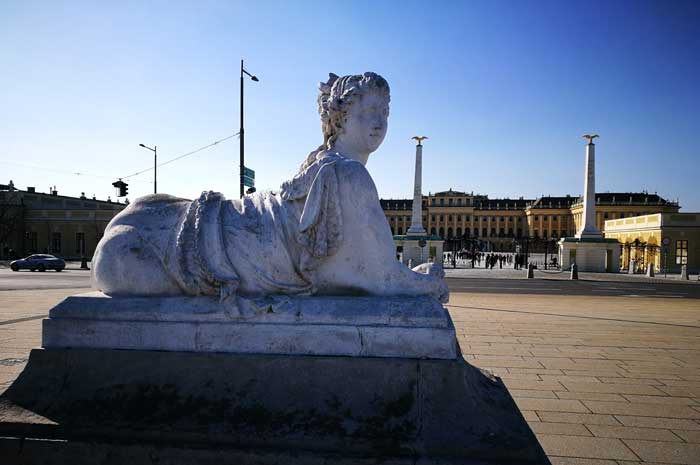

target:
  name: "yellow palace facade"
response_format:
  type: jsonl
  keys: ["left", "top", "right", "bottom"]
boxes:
{"left": 604, "top": 212, "right": 699, "bottom": 273}
{"left": 381, "top": 190, "right": 680, "bottom": 253}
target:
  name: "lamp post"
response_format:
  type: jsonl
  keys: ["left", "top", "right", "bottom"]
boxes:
{"left": 240, "top": 59, "right": 259, "bottom": 198}
{"left": 139, "top": 144, "right": 157, "bottom": 194}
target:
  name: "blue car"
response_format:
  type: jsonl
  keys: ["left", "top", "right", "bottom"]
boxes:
{"left": 10, "top": 254, "right": 66, "bottom": 272}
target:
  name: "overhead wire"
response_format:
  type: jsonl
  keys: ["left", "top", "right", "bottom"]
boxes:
{"left": 2, "top": 132, "right": 239, "bottom": 184}
{"left": 121, "top": 132, "right": 239, "bottom": 180}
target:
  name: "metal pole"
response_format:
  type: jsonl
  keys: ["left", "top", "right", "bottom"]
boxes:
{"left": 239, "top": 59, "right": 245, "bottom": 198}
{"left": 154, "top": 146, "right": 157, "bottom": 194}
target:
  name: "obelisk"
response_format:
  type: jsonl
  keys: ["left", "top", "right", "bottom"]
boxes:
{"left": 406, "top": 137, "right": 428, "bottom": 236}
{"left": 576, "top": 135, "right": 603, "bottom": 239}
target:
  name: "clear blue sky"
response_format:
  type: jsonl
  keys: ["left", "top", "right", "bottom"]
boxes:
{"left": 2, "top": 0, "right": 698, "bottom": 210}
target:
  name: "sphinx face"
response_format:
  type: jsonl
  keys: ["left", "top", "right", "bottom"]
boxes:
{"left": 338, "top": 91, "right": 389, "bottom": 156}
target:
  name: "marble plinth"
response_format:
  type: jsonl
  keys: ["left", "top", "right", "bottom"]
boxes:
{"left": 393, "top": 235, "right": 444, "bottom": 266}
{"left": 559, "top": 237, "right": 621, "bottom": 273}
{"left": 42, "top": 292, "right": 457, "bottom": 360}
{"left": 0, "top": 348, "right": 546, "bottom": 464}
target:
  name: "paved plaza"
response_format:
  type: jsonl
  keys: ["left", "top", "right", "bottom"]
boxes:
{"left": 1, "top": 270, "right": 699, "bottom": 464}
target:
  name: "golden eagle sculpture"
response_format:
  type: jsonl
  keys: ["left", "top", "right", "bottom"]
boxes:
{"left": 582, "top": 134, "right": 599, "bottom": 144}
{"left": 412, "top": 136, "right": 428, "bottom": 146}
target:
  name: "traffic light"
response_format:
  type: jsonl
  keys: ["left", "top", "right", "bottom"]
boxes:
{"left": 112, "top": 180, "right": 129, "bottom": 197}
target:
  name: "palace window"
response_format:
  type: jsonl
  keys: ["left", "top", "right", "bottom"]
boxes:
{"left": 439, "top": 227, "right": 445, "bottom": 238}
{"left": 447, "top": 228, "right": 453, "bottom": 238}
{"left": 28, "top": 232, "right": 38, "bottom": 253}
{"left": 499, "top": 228, "right": 504, "bottom": 237}
{"left": 439, "top": 215, "right": 444, "bottom": 221}
{"left": 430, "top": 227, "right": 436, "bottom": 236}
{"left": 431, "top": 215, "right": 436, "bottom": 221}
{"left": 75, "top": 232, "right": 85, "bottom": 255}
{"left": 440, "top": 199, "right": 445, "bottom": 206}
{"left": 534, "top": 229, "right": 539, "bottom": 238}
{"left": 534, "top": 216, "right": 539, "bottom": 221}
{"left": 51, "top": 232, "right": 61, "bottom": 253}
{"left": 490, "top": 228, "right": 496, "bottom": 237}
{"left": 676, "top": 240, "right": 688, "bottom": 265}
{"left": 465, "top": 215, "right": 470, "bottom": 222}
{"left": 449, "top": 199, "right": 453, "bottom": 206}
{"left": 553, "top": 216, "right": 558, "bottom": 222}
{"left": 517, "top": 228, "right": 522, "bottom": 238}
{"left": 456, "top": 227, "right": 462, "bottom": 237}
{"left": 604, "top": 212, "right": 609, "bottom": 219}
{"left": 482, "top": 228, "right": 487, "bottom": 237}
{"left": 456, "top": 215, "right": 461, "bottom": 221}
{"left": 448, "top": 215, "right": 453, "bottom": 221}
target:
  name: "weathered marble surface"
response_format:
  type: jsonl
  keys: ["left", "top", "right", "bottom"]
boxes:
{"left": 0, "top": 348, "right": 546, "bottom": 464}
{"left": 42, "top": 292, "right": 457, "bottom": 359}
{"left": 92, "top": 72, "right": 448, "bottom": 304}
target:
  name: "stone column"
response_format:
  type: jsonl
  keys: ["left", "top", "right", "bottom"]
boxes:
{"left": 407, "top": 141, "right": 427, "bottom": 236}
{"left": 576, "top": 139, "right": 603, "bottom": 239}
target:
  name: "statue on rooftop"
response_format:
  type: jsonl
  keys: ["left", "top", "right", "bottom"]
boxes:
{"left": 92, "top": 72, "right": 448, "bottom": 303}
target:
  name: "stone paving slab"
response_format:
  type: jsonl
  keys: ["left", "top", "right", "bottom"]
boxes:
{"left": 447, "top": 292, "right": 700, "bottom": 464}
{"left": 1, "top": 288, "right": 700, "bottom": 463}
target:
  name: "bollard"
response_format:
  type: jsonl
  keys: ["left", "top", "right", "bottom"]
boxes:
{"left": 570, "top": 263, "right": 578, "bottom": 280}
{"left": 646, "top": 263, "right": 654, "bottom": 278}
{"left": 526, "top": 263, "right": 534, "bottom": 279}
{"left": 80, "top": 256, "right": 89, "bottom": 270}
{"left": 681, "top": 264, "right": 688, "bottom": 280}
{"left": 628, "top": 259, "right": 635, "bottom": 274}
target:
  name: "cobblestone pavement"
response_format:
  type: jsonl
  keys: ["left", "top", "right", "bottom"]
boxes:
{"left": 0, "top": 288, "right": 699, "bottom": 464}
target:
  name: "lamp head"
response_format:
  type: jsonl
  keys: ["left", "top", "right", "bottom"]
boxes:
{"left": 251, "top": 75, "right": 259, "bottom": 82}
{"left": 139, "top": 144, "right": 146, "bottom": 148}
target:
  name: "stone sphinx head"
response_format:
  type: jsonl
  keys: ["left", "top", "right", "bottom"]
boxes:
{"left": 318, "top": 72, "right": 390, "bottom": 161}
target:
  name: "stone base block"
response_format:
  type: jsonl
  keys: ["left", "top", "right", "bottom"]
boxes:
{"left": 559, "top": 237, "right": 621, "bottom": 273}
{"left": 0, "top": 348, "right": 546, "bottom": 464}
{"left": 42, "top": 292, "right": 457, "bottom": 360}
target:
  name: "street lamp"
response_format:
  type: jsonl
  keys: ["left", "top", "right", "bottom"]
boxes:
{"left": 240, "top": 59, "right": 259, "bottom": 198}
{"left": 139, "top": 143, "right": 157, "bottom": 194}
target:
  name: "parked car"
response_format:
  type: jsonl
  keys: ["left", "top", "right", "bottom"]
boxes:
{"left": 10, "top": 254, "right": 65, "bottom": 272}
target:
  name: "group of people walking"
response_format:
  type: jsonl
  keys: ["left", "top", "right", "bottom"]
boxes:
{"left": 441, "top": 251, "right": 556, "bottom": 270}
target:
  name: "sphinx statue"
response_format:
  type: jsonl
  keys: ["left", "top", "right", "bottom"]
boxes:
{"left": 92, "top": 72, "right": 448, "bottom": 303}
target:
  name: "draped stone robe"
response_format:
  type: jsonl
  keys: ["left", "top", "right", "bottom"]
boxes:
{"left": 94, "top": 153, "right": 348, "bottom": 300}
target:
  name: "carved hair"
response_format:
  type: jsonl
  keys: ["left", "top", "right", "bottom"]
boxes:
{"left": 297, "top": 72, "right": 390, "bottom": 173}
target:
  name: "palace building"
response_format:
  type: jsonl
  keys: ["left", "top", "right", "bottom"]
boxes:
{"left": 604, "top": 212, "right": 699, "bottom": 274}
{"left": 381, "top": 189, "right": 680, "bottom": 252}
{"left": 0, "top": 181, "right": 127, "bottom": 260}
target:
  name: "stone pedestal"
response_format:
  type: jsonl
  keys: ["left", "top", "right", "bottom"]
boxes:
{"left": 0, "top": 293, "right": 546, "bottom": 464}
{"left": 42, "top": 292, "right": 456, "bottom": 360}
{"left": 559, "top": 237, "right": 621, "bottom": 273}
{"left": 393, "top": 236, "right": 444, "bottom": 266}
